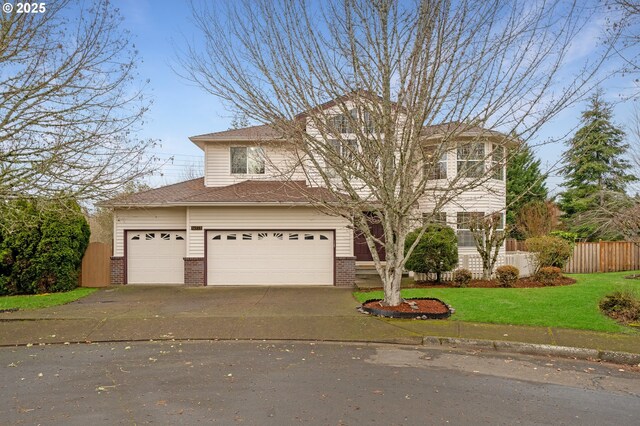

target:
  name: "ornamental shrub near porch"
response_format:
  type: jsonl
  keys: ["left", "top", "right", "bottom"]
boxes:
{"left": 404, "top": 224, "right": 458, "bottom": 282}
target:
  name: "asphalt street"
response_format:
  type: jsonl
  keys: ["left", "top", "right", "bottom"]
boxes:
{"left": 1, "top": 341, "right": 639, "bottom": 425}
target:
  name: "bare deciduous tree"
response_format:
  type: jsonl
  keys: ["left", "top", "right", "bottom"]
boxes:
{"left": 0, "top": 0, "right": 156, "bottom": 204}
{"left": 469, "top": 213, "right": 508, "bottom": 280}
{"left": 516, "top": 200, "right": 559, "bottom": 239}
{"left": 180, "top": 0, "right": 618, "bottom": 305}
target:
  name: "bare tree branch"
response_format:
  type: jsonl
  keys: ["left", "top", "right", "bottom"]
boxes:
{"left": 0, "top": 0, "right": 157, "bottom": 204}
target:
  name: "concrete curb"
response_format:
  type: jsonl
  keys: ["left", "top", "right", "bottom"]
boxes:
{"left": 423, "top": 336, "right": 640, "bottom": 366}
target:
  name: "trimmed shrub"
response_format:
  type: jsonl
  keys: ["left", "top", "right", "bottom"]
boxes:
{"left": 496, "top": 265, "right": 519, "bottom": 288}
{"left": 404, "top": 224, "right": 458, "bottom": 282}
{"left": 599, "top": 290, "right": 640, "bottom": 324}
{"left": 0, "top": 199, "right": 90, "bottom": 295}
{"left": 452, "top": 268, "right": 472, "bottom": 288}
{"left": 526, "top": 235, "right": 573, "bottom": 271}
{"left": 535, "top": 266, "right": 562, "bottom": 286}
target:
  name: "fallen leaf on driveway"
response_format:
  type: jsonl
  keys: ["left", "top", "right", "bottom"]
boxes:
{"left": 96, "top": 385, "right": 116, "bottom": 392}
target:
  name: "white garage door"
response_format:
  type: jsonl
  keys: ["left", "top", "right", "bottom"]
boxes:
{"left": 128, "top": 231, "right": 186, "bottom": 284}
{"left": 207, "top": 230, "right": 334, "bottom": 285}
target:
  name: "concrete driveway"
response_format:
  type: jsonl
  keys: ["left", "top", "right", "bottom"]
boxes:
{"left": 3, "top": 285, "right": 362, "bottom": 320}
{"left": 1, "top": 285, "right": 427, "bottom": 346}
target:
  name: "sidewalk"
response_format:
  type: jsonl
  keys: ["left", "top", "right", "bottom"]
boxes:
{"left": 0, "top": 286, "right": 638, "bottom": 364}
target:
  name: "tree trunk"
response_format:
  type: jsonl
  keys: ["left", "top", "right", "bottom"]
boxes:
{"left": 382, "top": 268, "right": 404, "bottom": 306}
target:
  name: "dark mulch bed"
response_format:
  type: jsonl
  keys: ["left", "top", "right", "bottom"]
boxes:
{"left": 361, "top": 298, "right": 451, "bottom": 319}
{"left": 413, "top": 276, "right": 576, "bottom": 288}
{"left": 624, "top": 274, "right": 640, "bottom": 280}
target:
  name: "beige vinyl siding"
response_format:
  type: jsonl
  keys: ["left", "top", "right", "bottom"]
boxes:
{"left": 113, "top": 207, "right": 187, "bottom": 256}
{"left": 187, "top": 206, "right": 352, "bottom": 258}
{"left": 204, "top": 142, "right": 304, "bottom": 187}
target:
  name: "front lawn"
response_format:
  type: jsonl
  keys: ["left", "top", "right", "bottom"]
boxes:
{"left": 0, "top": 288, "right": 97, "bottom": 311}
{"left": 353, "top": 271, "right": 640, "bottom": 333}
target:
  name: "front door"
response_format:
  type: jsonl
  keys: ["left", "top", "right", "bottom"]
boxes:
{"left": 354, "top": 214, "right": 386, "bottom": 261}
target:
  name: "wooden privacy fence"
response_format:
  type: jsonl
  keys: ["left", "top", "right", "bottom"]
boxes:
{"left": 507, "top": 239, "right": 640, "bottom": 274}
{"left": 79, "top": 242, "right": 111, "bottom": 287}
{"left": 505, "top": 239, "right": 527, "bottom": 252}
{"left": 564, "top": 241, "right": 640, "bottom": 274}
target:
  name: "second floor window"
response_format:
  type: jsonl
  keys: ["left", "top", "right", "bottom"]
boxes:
{"left": 492, "top": 144, "right": 504, "bottom": 180}
{"left": 457, "top": 142, "right": 485, "bottom": 178}
{"left": 230, "top": 146, "right": 265, "bottom": 174}
{"left": 423, "top": 145, "right": 447, "bottom": 180}
{"left": 326, "top": 139, "right": 358, "bottom": 176}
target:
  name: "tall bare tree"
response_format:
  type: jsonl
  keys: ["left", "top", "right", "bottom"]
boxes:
{"left": 181, "top": 0, "right": 618, "bottom": 305}
{"left": 0, "top": 0, "right": 156, "bottom": 204}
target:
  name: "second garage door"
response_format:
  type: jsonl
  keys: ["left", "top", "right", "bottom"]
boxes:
{"left": 207, "top": 230, "right": 334, "bottom": 285}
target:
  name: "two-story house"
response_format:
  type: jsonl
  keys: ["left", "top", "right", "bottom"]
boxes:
{"left": 104, "top": 99, "right": 507, "bottom": 287}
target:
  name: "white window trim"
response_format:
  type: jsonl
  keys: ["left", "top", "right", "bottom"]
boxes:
{"left": 230, "top": 146, "right": 265, "bottom": 175}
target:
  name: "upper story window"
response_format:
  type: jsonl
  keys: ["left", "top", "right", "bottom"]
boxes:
{"left": 423, "top": 145, "right": 447, "bottom": 180}
{"left": 457, "top": 142, "right": 485, "bottom": 178}
{"left": 230, "top": 146, "right": 265, "bottom": 174}
{"left": 328, "top": 108, "right": 376, "bottom": 134}
{"left": 328, "top": 139, "right": 357, "bottom": 160}
{"left": 326, "top": 139, "right": 358, "bottom": 176}
{"left": 492, "top": 144, "right": 504, "bottom": 180}
{"left": 329, "top": 110, "right": 355, "bottom": 134}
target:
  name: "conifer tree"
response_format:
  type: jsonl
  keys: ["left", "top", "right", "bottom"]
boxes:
{"left": 506, "top": 144, "right": 548, "bottom": 238}
{"left": 558, "top": 91, "right": 636, "bottom": 240}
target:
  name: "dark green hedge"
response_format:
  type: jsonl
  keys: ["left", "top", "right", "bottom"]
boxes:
{"left": 0, "top": 199, "right": 90, "bottom": 295}
{"left": 404, "top": 223, "right": 458, "bottom": 282}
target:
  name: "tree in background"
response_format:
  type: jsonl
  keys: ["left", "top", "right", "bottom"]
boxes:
{"left": 515, "top": 200, "right": 559, "bottom": 239}
{"left": 506, "top": 143, "right": 548, "bottom": 239}
{"left": 0, "top": 0, "right": 156, "bottom": 206}
{"left": 0, "top": 200, "right": 90, "bottom": 295}
{"left": 404, "top": 224, "right": 458, "bottom": 283}
{"left": 558, "top": 91, "right": 636, "bottom": 240}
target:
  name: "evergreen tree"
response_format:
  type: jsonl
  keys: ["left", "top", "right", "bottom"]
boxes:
{"left": 558, "top": 91, "right": 636, "bottom": 240}
{"left": 506, "top": 143, "right": 548, "bottom": 239}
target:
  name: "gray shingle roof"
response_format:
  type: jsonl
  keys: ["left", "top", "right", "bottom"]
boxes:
{"left": 102, "top": 178, "right": 338, "bottom": 207}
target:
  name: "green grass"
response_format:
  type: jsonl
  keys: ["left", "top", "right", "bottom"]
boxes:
{"left": 354, "top": 271, "right": 640, "bottom": 333}
{"left": 0, "top": 288, "right": 97, "bottom": 311}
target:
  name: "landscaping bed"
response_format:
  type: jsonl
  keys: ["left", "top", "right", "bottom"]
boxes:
{"left": 360, "top": 298, "right": 451, "bottom": 319}
{"left": 412, "top": 276, "right": 576, "bottom": 288}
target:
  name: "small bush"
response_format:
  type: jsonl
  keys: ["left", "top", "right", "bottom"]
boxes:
{"left": 496, "top": 265, "right": 519, "bottom": 288}
{"left": 599, "top": 291, "right": 640, "bottom": 324}
{"left": 404, "top": 224, "right": 458, "bottom": 282}
{"left": 535, "top": 266, "right": 562, "bottom": 286}
{"left": 526, "top": 235, "right": 573, "bottom": 271}
{"left": 452, "top": 268, "right": 472, "bottom": 288}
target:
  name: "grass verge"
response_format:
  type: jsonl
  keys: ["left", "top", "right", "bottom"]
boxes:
{"left": 0, "top": 288, "right": 97, "bottom": 311}
{"left": 353, "top": 271, "right": 640, "bottom": 333}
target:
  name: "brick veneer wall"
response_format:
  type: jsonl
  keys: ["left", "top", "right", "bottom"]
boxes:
{"left": 184, "top": 257, "right": 205, "bottom": 286}
{"left": 110, "top": 256, "right": 125, "bottom": 285}
{"left": 335, "top": 256, "right": 356, "bottom": 288}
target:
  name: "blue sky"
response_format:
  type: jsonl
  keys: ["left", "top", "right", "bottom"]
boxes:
{"left": 111, "top": 0, "right": 639, "bottom": 193}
